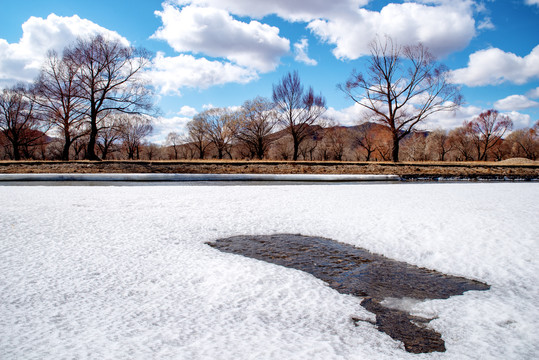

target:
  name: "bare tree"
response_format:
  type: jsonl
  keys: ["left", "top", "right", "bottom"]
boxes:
{"left": 34, "top": 50, "right": 87, "bottom": 160}
{"left": 186, "top": 115, "right": 211, "bottom": 159}
{"left": 117, "top": 114, "right": 153, "bottom": 160}
{"left": 272, "top": 71, "right": 326, "bottom": 161}
{"left": 401, "top": 132, "right": 427, "bottom": 161}
{"left": 201, "top": 108, "right": 239, "bottom": 159}
{"left": 449, "top": 126, "right": 476, "bottom": 161}
{"left": 324, "top": 126, "right": 349, "bottom": 161}
{"left": 426, "top": 129, "right": 453, "bottom": 161}
{"left": 166, "top": 132, "right": 183, "bottom": 160}
{"left": 236, "top": 97, "right": 278, "bottom": 160}
{"left": 507, "top": 125, "right": 538, "bottom": 160}
{"left": 465, "top": 109, "right": 513, "bottom": 161}
{"left": 0, "top": 85, "right": 45, "bottom": 160}
{"left": 340, "top": 36, "right": 462, "bottom": 161}
{"left": 353, "top": 123, "right": 379, "bottom": 161}
{"left": 64, "top": 35, "right": 155, "bottom": 160}
{"left": 97, "top": 114, "right": 122, "bottom": 159}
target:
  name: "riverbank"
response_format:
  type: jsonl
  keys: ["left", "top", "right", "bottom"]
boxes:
{"left": 1, "top": 159, "right": 538, "bottom": 181}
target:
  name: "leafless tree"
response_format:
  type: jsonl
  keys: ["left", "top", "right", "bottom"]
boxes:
{"left": 0, "top": 85, "right": 45, "bottom": 160}
{"left": 97, "top": 114, "right": 122, "bottom": 159}
{"left": 401, "top": 132, "right": 427, "bottom": 161}
{"left": 449, "top": 126, "right": 476, "bottom": 161}
{"left": 300, "top": 137, "right": 319, "bottom": 161}
{"left": 465, "top": 109, "right": 513, "bottom": 161}
{"left": 353, "top": 123, "right": 379, "bottom": 161}
{"left": 200, "top": 107, "right": 239, "bottom": 159}
{"left": 64, "top": 35, "right": 155, "bottom": 160}
{"left": 426, "top": 129, "right": 453, "bottom": 161}
{"left": 324, "top": 126, "right": 349, "bottom": 161}
{"left": 272, "top": 71, "right": 326, "bottom": 161}
{"left": 340, "top": 36, "right": 462, "bottom": 161}
{"left": 117, "top": 114, "right": 153, "bottom": 160}
{"left": 186, "top": 115, "right": 211, "bottom": 159}
{"left": 34, "top": 50, "right": 87, "bottom": 160}
{"left": 166, "top": 132, "right": 184, "bottom": 160}
{"left": 506, "top": 124, "right": 538, "bottom": 160}
{"left": 236, "top": 97, "right": 278, "bottom": 160}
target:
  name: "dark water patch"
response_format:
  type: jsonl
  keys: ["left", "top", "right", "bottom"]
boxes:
{"left": 207, "top": 234, "right": 490, "bottom": 354}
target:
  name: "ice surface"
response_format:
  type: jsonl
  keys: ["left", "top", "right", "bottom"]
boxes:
{"left": 0, "top": 183, "right": 538, "bottom": 359}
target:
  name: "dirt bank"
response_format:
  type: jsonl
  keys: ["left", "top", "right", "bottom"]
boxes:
{"left": 0, "top": 160, "right": 538, "bottom": 180}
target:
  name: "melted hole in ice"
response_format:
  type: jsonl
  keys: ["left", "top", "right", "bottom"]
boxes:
{"left": 208, "top": 234, "right": 490, "bottom": 354}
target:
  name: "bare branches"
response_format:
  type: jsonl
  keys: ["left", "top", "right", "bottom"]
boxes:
{"left": 236, "top": 97, "right": 278, "bottom": 160}
{"left": 465, "top": 109, "right": 513, "bottom": 161}
{"left": 0, "top": 85, "right": 46, "bottom": 160}
{"left": 64, "top": 35, "right": 156, "bottom": 160}
{"left": 339, "top": 36, "right": 462, "bottom": 161}
{"left": 272, "top": 71, "right": 326, "bottom": 160}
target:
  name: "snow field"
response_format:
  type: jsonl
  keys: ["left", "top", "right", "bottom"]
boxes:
{"left": 0, "top": 183, "right": 538, "bottom": 359}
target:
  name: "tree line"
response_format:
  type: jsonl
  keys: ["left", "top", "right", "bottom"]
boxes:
{"left": 1, "top": 35, "right": 536, "bottom": 162}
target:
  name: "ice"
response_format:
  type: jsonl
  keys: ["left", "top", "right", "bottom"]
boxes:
{"left": 0, "top": 183, "right": 538, "bottom": 359}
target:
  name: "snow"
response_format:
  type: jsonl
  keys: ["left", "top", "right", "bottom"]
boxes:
{"left": 0, "top": 183, "right": 538, "bottom": 359}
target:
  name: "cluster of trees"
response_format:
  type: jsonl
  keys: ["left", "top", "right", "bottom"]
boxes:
{"left": 162, "top": 111, "right": 536, "bottom": 162}
{"left": 0, "top": 35, "right": 155, "bottom": 160}
{"left": 1, "top": 35, "right": 536, "bottom": 162}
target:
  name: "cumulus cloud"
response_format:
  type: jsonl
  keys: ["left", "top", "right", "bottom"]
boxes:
{"left": 147, "top": 52, "right": 258, "bottom": 95}
{"left": 152, "top": 4, "right": 289, "bottom": 72}
{"left": 449, "top": 45, "right": 539, "bottom": 86}
{"left": 308, "top": 1, "right": 476, "bottom": 59}
{"left": 524, "top": 0, "right": 539, "bottom": 7}
{"left": 325, "top": 103, "right": 369, "bottom": 127}
{"left": 178, "top": 105, "right": 197, "bottom": 117}
{"left": 148, "top": 116, "right": 192, "bottom": 144}
{"left": 0, "top": 14, "right": 128, "bottom": 86}
{"left": 494, "top": 95, "right": 539, "bottom": 111}
{"left": 172, "top": 0, "right": 368, "bottom": 22}
{"left": 293, "top": 38, "right": 317, "bottom": 66}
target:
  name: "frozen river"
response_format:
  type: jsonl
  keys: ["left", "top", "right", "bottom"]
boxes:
{"left": 1, "top": 183, "right": 538, "bottom": 359}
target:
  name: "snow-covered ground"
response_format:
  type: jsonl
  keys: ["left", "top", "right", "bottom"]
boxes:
{"left": 0, "top": 183, "right": 537, "bottom": 360}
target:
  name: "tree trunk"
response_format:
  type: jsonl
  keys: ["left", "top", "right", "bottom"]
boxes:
{"left": 85, "top": 118, "right": 100, "bottom": 160}
{"left": 62, "top": 132, "right": 72, "bottom": 161}
{"left": 293, "top": 139, "right": 299, "bottom": 161}
{"left": 391, "top": 133, "right": 400, "bottom": 162}
{"left": 13, "top": 143, "right": 21, "bottom": 160}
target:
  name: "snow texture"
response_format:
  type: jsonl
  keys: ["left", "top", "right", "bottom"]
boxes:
{"left": 0, "top": 183, "right": 538, "bottom": 359}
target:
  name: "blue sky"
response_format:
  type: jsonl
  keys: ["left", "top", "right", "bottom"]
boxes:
{"left": 1, "top": 0, "right": 538, "bottom": 142}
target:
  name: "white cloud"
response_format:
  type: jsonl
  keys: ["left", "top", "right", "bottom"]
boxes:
{"left": 449, "top": 45, "right": 539, "bottom": 86}
{"left": 152, "top": 4, "right": 289, "bottom": 72}
{"left": 178, "top": 105, "right": 197, "bottom": 117}
{"left": 148, "top": 116, "right": 192, "bottom": 144}
{"left": 308, "top": 1, "right": 476, "bottom": 59}
{"left": 424, "top": 106, "right": 532, "bottom": 130}
{"left": 325, "top": 103, "right": 372, "bottom": 127}
{"left": 172, "top": 0, "right": 369, "bottom": 22}
{"left": 494, "top": 95, "right": 539, "bottom": 111}
{"left": 0, "top": 14, "right": 128, "bottom": 87}
{"left": 477, "top": 17, "right": 495, "bottom": 30}
{"left": 527, "top": 87, "right": 539, "bottom": 98}
{"left": 147, "top": 52, "right": 258, "bottom": 95}
{"left": 524, "top": 0, "right": 539, "bottom": 7}
{"left": 293, "top": 38, "right": 317, "bottom": 66}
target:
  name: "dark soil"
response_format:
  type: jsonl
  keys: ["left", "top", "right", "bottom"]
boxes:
{"left": 208, "top": 234, "right": 490, "bottom": 354}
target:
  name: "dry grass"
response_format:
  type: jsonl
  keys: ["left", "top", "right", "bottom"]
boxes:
{"left": 0, "top": 159, "right": 538, "bottom": 179}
